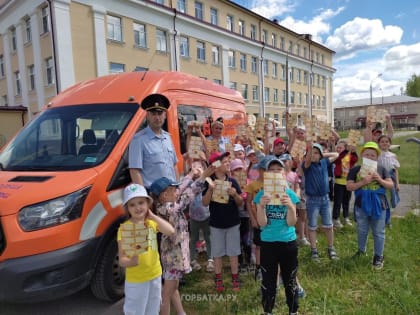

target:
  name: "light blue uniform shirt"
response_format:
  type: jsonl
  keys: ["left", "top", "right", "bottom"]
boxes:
{"left": 128, "top": 126, "right": 178, "bottom": 188}
{"left": 254, "top": 188, "right": 300, "bottom": 242}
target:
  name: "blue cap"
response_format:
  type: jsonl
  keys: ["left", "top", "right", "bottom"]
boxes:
{"left": 265, "top": 156, "right": 285, "bottom": 170}
{"left": 150, "top": 177, "right": 179, "bottom": 196}
{"left": 257, "top": 155, "right": 273, "bottom": 169}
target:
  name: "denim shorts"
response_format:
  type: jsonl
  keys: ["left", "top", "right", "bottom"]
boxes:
{"left": 306, "top": 194, "right": 333, "bottom": 230}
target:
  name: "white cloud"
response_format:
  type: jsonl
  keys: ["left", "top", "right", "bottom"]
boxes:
{"left": 384, "top": 42, "right": 420, "bottom": 79}
{"left": 326, "top": 18, "right": 403, "bottom": 59}
{"left": 248, "top": 0, "right": 296, "bottom": 18}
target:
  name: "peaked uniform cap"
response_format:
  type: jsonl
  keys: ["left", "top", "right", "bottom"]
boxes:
{"left": 141, "top": 94, "right": 170, "bottom": 111}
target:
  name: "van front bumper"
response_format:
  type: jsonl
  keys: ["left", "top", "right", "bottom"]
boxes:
{"left": 0, "top": 237, "right": 100, "bottom": 303}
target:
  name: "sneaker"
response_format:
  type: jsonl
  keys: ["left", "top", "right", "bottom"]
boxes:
{"left": 299, "top": 237, "right": 311, "bottom": 247}
{"left": 372, "top": 255, "right": 384, "bottom": 270}
{"left": 297, "top": 285, "right": 306, "bottom": 298}
{"left": 333, "top": 219, "right": 343, "bottom": 228}
{"left": 191, "top": 260, "right": 202, "bottom": 271}
{"left": 215, "top": 274, "right": 225, "bottom": 292}
{"left": 206, "top": 259, "right": 215, "bottom": 272}
{"left": 232, "top": 274, "right": 240, "bottom": 292}
{"left": 254, "top": 267, "right": 263, "bottom": 281}
{"left": 311, "top": 249, "right": 320, "bottom": 262}
{"left": 344, "top": 218, "right": 353, "bottom": 226}
{"left": 328, "top": 247, "right": 339, "bottom": 260}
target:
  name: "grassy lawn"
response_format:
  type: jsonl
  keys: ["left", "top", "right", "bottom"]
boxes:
{"left": 181, "top": 214, "right": 420, "bottom": 314}
{"left": 390, "top": 132, "right": 420, "bottom": 184}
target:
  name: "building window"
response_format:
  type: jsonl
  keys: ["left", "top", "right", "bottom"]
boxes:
{"left": 272, "top": 62, "right": 277, "bottom": 78}
{"left": 238, "top": 20, "right": 245, "bottom": 36}
{"left": 290, "top": 91, "right": 295, "bottom": 104}
{"left": 229, "top": 82, "right": 237, "bottom": 90}
{"left": 251, "top": 56, "right": 257, "bottom": 73}
{"left": 180, "top": 36, "right": 189, "bottom": 57}
{"left": 107, "top": 15, "right": 122, "bottom": 42}
{"left": 305, "top": 93, "right": 308, "bottom": 105}
{"left": 156, "top": 29, "right": 167, "bottom": 52}
{"left": 296, "top": 69, "right": 301, "bottom": 83}
{"left": 264, "top": 87, "right": 270, "bottom": 103}
{"left": 195, "top": 1, "right": 203, "bottom": 20}
{"left": 241, "top": 83, "right": 248, "bottom": 100}
{"left": 303, "top": 47, "right": 307, "bottom": 59}
{"left": 322, "top": 96, "right": 326, "bottom": 107}
{"left": 133, "top": 23, "right": 147, "bottom": 48}
{"left": 240, "top": 53, "right": 246, "bottom": 71}
{"left": 282, "top": 90, "right": 286, "bottom": 104}
{"left": 109, "top": 62, "right": 125, "bottom": 73}
{"left": 0, "top": 55, "right": 4, "bottom": 77}
{"left": 280, "top": 37, "right": 285, "bottom": 50}
{"left": 155, "top": 0, "right": 164, "bottom": 4}
{"left": 296, "top": 44, "right": 300, "bottom": 56}
{"left": 177, "top": 0, "right": 186, "bottom": 12}
{"left": 15, "top": 71, "right": 21, "bottom": 95}
{"left": 271, "top": 33, "right": 277, "bottom": 47}
{"left": 250, "top": 24, "right": 256, "bottom": 40}
{"left": 197, "top": 41, "right": 205, "bottom": 61}
{"left": 45, "top": 57, "right": 54, "bottom": 85}
{"left": 1, "top": 95, "right": 7, "bottom": 106}
{"left": 273, "top": 88, "right": 278, "bottom": 103}
{"left": 226, "top": 15, "right": 234, "bottom": 32}
{"left": 11, "top": 28, "right": 17, "bottom": 51}
{"left": 262, "top": 29, "right": 267, "bottom": 43}
{"left": 25, "top": 18, "right": 32, "bottom": 43}
{"left": 298, "top": 92, "right": 302, "bottom": 105}
{"left": 317, "top": 74, "right": 320, "bottom": 87}
{"left": 228, "top": 50, "right": 235, "bottom": 68}
{"left": 281, "top": 65, "right": 286, "bottom": 80}
{"left": 210, "top": 8, "right": 218, "bottom": 25}
{"left": 252, "top": 85, "right": 258, "bottom": 101}
{"left": 304, "top": 71, "right": 308, "bottom": 85}
{"left": 213, "top": 79, "right": 222, "bottom": 85}
{"left": 321, "top": 54, "right": 325, "bottom": 65}
{"left": 28, "top": 65, "right": 35, "bottom": 91}
{"left": 41, "top": 6, "right": 49, "bottom": 33}
{"left": 263, "top": 60, "right": 268, "bottom": 76}
{"left": 212, "top": 45, "right": 219, "bottom": 65}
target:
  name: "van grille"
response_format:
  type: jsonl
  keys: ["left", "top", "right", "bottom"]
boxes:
{"left": 0, "top": 219, "right": 5, "bottom": 255}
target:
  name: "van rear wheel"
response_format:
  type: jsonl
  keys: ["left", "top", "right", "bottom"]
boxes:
{"left": 90, "top": 239, "right": 125, "bottom": 301}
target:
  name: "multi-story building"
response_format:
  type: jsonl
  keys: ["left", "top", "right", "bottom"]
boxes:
{"left": 0, "top": 0, "right": 336, "bottom": 144}
{"left": 334, "top": 95, "right": 420, "bottom": 131}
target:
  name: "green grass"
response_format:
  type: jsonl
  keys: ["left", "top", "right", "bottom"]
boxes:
{"left": 181, "top": 214, "right": 420, "bottom": 314}
{"left": 390, "top": 132, "right": 420, "bottom": 184}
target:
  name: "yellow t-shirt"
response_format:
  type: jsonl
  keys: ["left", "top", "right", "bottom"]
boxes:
{"left": 335, "top": 153, "right": 351, "bottom": 185}
{"left": 117, "top": 219, "right": 162, "bottom": 283}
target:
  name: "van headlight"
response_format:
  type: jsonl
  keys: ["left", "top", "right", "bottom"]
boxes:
{"left": 18, "top": 187, "right": 91, "bottom": 231}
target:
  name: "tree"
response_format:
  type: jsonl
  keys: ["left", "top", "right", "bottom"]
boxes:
{"left": 405, "top": 74, "right": 420, "bottom": 97}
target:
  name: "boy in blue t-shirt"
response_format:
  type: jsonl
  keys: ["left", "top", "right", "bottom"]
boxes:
{"left": 254, "top": 156, "right": 300, "bottom": 315}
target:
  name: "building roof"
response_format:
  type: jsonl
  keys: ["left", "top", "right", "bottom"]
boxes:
{"left": 334, "top": 95, "right": 420, "bottom": 109}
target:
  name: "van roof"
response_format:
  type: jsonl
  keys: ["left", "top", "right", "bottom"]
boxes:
{"left": 46, "top": 71, "right": 244, "bottom": 108}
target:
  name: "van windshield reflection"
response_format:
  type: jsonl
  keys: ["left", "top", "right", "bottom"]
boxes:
{"left": 0, "top": 104, "right": 138, "bottom": 171}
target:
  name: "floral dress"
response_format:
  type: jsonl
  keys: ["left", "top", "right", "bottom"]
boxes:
{"left": 156, "top": 176, "right": 205, "bottom": 280}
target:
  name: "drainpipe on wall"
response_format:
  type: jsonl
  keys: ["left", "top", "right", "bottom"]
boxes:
{"left": 47, "top": 0, "right": 60, "bottom": 95}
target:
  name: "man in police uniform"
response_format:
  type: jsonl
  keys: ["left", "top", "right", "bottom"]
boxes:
{"left": 128, "top": 93, "right": 179, "bottom": 188}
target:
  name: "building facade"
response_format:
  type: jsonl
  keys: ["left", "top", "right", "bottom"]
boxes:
{"left": 0, "top": 0, "right": 336, "bottom": 143}
{"left": 334, "top": 95, "right": 420, "bottom": 131}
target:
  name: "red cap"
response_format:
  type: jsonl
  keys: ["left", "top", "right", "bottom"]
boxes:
{"left": 273, "top": 138, "right": 285, "bottom": 146}
{"left": 208, "top": 151, "right": 230, "bottom": 164}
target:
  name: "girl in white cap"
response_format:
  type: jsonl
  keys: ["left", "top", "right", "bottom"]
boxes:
{"left": 118, "top": 183, "right": 175, "bottom": 315}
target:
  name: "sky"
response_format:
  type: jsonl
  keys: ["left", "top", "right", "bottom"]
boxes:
{"left": 231, "top": 0, "right": 420, "bottom": 103}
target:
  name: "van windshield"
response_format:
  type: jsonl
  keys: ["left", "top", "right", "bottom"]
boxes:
{"left": 0, "top": 103, "right": 138, "bottom": 171}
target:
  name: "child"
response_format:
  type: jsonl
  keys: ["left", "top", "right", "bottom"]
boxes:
{"left": 230, "top": 158, "right": 252, "bottom": 273}
{"left": 377, "top": 135, "right": 400, "bottom": 227}
{"left": 302, "top": 142, "right": 339, "bottom": 262}
{"left": 332, "top": 140, "right": 358, "bottom": 228}
{"left": 347, "top": 142, "right": 393, "bottom": 269}
{"left": 186, "top": 159, "right": 214, "bottom": 272}
{"left": 202, "top": 151, "right": 244, "bottom": 292}
{"left": 151, "top": 167, "right": 213, "bottom": 315}
{"left": 118, "top": 183, "right": 175, "bottom": 315}
{"left": 254, "top": 156, "right": 300, "bottom": 315}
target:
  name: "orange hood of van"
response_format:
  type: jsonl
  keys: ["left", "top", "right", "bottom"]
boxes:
{"left": 0, "top": 170, "right": 97, "bottom": 216}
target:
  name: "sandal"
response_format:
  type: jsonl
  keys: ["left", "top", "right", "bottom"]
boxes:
{"left": 328, "top": 247, "right": 339, "bottom": 260}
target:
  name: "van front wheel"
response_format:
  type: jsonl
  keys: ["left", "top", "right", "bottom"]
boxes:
{"left": 90, "top": 238, "right": 125, "bottom": 301}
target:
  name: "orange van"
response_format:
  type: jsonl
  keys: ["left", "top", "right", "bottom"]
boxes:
{"left": 0, "top": 71, "right": 246, "bottom": 302}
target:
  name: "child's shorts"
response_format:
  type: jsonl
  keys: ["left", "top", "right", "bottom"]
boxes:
{"left": 210, "top": 224, "right": 241, "bottom": 257}
{"left": 306, "top": 194, "right": 333, "bottom": 230}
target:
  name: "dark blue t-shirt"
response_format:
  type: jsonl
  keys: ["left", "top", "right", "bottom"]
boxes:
{"left": 302, "top": 158, "right": 331, "bottom": 196}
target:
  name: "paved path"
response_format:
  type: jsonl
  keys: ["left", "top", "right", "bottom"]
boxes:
{"left": 392, "top": 184, "right": 420, "bottom": 217}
